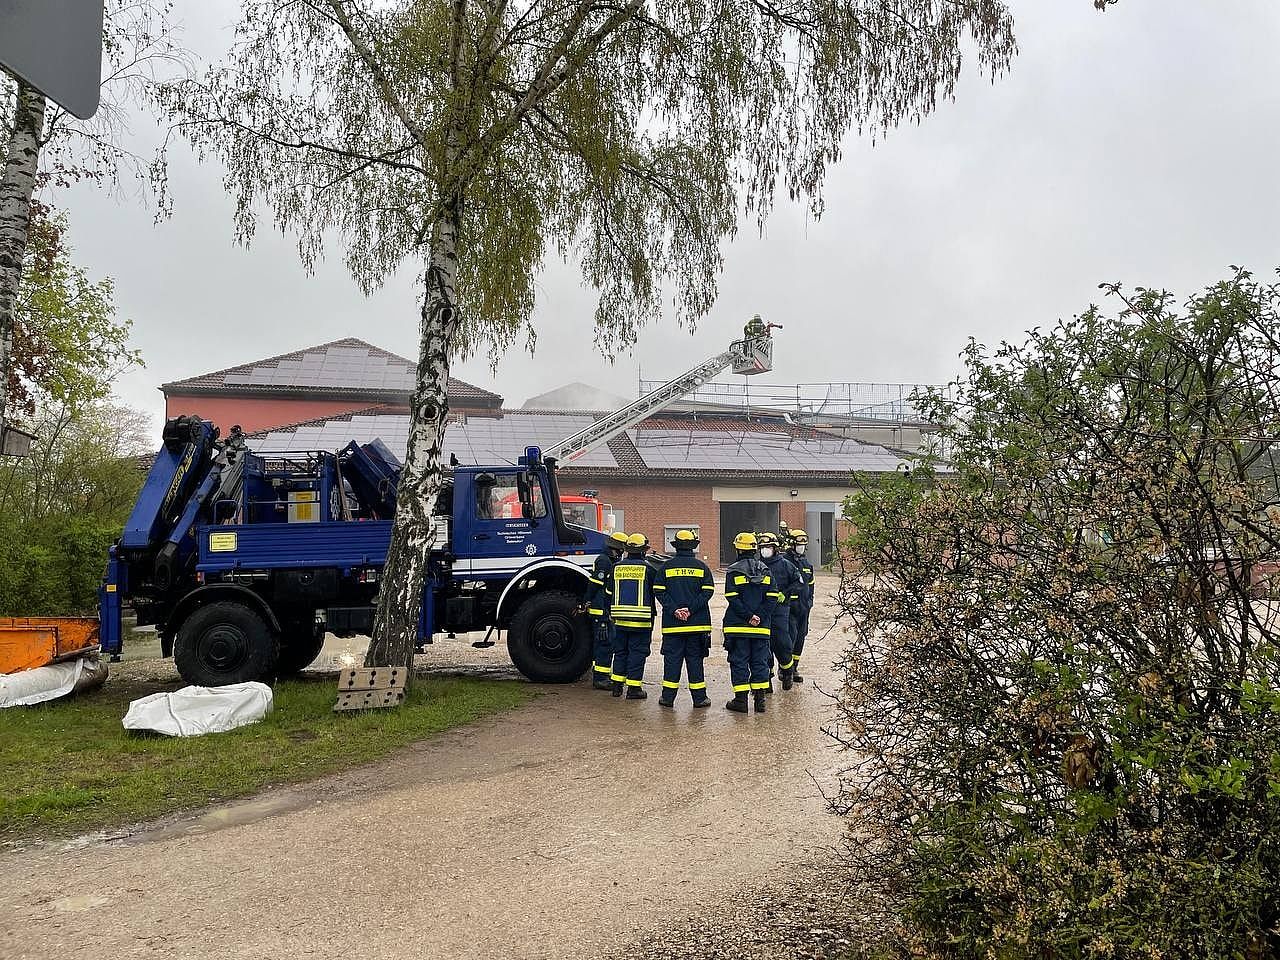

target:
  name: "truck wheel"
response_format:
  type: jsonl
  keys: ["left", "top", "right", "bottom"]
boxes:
{"left": 507, "top": 589, "right": 592, "bottom": 683}
{"left": 174, "top": 602, "right": 279, "bottom": 687}
{"left": 276, "top": 622, "right": 326, "bottom": 676}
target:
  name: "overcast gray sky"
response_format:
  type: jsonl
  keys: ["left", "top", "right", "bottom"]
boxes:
{"left": 55, "top": 0, "right": 1280, "bottom": 427}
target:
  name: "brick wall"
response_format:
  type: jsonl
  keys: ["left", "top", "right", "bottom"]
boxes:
{"left": 781, "top": 501, "right": 806, "bottom": 534}
{"left": 576, "top": 478, "right": 721, "bottom": 564}
{"left": 569, "top": 478, "right": 835, "bottom": 569}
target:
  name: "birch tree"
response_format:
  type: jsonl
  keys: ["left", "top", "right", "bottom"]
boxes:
{"left": 163, "top": 0, "right": 1016, "bottom": 672}
{"left": 0, "top": 1, "right": 183, "bottom": 431}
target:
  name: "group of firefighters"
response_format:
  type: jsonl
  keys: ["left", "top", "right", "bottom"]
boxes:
{"left": 581, "top": 525, "right": 816, "bottom": 714}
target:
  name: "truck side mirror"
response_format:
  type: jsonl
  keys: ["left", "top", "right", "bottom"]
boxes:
{"left": 213, "top": 499, "right": 239, "bottom": 522}
{"left": 516, "top": 471, "right": 534, "bottom": 519}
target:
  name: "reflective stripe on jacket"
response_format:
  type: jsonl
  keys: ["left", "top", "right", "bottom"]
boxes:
{"left": 762, "top": 552, "right": 801, "bottom": 608}
{"left": 655, "top": 548, "right": 715, "bottom": 634}
{"left": 722, "top": 557, "right": 776, "bottom": 638}
{"left": 585, "top": 551, "right": 614, "bottom": 617}
{"left": 788, "top": 552, "right": 815, "bottom": 612}
{"left": 608, "top": 558, "right": 656, "bottom": 628}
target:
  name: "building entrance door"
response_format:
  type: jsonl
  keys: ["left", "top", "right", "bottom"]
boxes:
{"left": 804, "top": 501, "right": 840, "bottom": 567}
{"left": 718, "top": 502, "right": 780, "bottom": 565}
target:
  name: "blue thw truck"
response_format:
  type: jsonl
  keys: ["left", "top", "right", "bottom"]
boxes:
{"left": 97, "top": 334, "right": 774, "bottom": 686}
{"left": 99, "top": 416, "right": 605, "bottom": 685}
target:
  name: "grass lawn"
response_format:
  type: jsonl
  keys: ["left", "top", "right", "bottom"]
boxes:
{"left": 0, "top": 675, "right": 534, "bottom": 842}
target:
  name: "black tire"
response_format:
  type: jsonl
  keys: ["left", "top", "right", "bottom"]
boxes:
{"left": 174, "top": 601, "right": 279, "bottom": 687}
{"left": 276, "top": 622, "right": 326, "bottom": 676}
{"left": 506, "top": 589, "right": 592, "bottom": 683}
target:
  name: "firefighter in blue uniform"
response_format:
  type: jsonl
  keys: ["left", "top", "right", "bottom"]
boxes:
{"left": 608, "top": 533, "right": 657, "bottom": 700}
{"left": 757, "top": 531, "right": 801, "bottom": 690}
{"left": 722, "top": 532, "right": 776, "bottom": 714}
{"left": 585, "top": 530, "right": 629, "bottom": 690}
{"left": 785, "top": 528, "right": 816, "bottom": 683}
{"left": 654, "top": 529, "right": 716, "bottom": 708}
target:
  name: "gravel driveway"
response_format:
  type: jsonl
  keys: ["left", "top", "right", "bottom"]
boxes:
{"left": 0, "top": 577, "right": 854, "bottom": 960}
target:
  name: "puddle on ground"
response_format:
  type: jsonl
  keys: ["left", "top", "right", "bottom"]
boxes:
{"left": 48, "top": 893, "right": 109, "bottom": 913}
{"left": 123, "top": 792, "right": 314, "bottom": 845}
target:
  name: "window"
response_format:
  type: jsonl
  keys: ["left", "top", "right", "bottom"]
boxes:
{"left": 475, "top": 472, "right": 546, "bottom": 520}
{"left": 663, "top": 524, "right": 701, "bottom": 555}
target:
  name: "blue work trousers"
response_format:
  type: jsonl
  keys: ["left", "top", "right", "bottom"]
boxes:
{"left": 769, "top": 605, "right": 795, "bottom": 673}
{"left": 659, "top": 633, "right": 710, "bottom": 701}
{"left": 725, "top": 634, "right": 771, "bottom": 693}
{"left": 612, "top": 626, "right": 652, "bottom": 688}
{"left": 591, "top": 618, "right": 614, "bottom": 678}
{"left": 789, "top": 606, "right": 810, "bottom": 661}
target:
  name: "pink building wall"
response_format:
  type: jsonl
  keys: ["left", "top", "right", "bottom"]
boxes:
{"left": 163, "top": 395, "right": 393, "bottom": 434}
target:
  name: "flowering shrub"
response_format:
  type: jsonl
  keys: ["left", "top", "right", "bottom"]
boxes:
{"left": 835, "top": 270, "right": 1280, "bottom": 958}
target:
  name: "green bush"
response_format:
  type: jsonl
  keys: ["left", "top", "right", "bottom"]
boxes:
{"left": 836, "top": 270, "right": 1280, "bottom": 958}
{"left": 0, "top": 518, "right": 119, "bottom": 616}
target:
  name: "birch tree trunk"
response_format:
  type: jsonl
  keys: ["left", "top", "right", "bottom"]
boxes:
{"left": 364, "top": 202, "right": 462, "bottom": 674}
{"left": 0, "top": 83, "right": 46, "bottom": 428}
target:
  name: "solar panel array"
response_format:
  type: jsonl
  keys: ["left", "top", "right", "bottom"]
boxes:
{"left": 250, "top": 413, "right": 622, "bottom": 468}
{"left": 225, "top": 345, "right": 415, "bottom": 390}
{"left": 449, "top": 414, "right": 620, "bottom": 467}
{"left": 634, "top": 427, "right": 901, "bottom": 472}
{"left": 249, "top": 412, "right": 903, "bottom": 473}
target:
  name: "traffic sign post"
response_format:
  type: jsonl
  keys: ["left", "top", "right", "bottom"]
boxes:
{"left": 0, "top": 0, "right": 105, "bottom": 120}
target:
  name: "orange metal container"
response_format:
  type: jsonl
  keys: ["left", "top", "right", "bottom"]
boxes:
{"left": 0, "top": 617, "right": 101, "bottom": 674}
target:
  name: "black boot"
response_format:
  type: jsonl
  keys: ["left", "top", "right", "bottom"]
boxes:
{"left": 792, "top": 669, "right": 805, "bottom": 684}
{"left": 780, "top": 668, "right": 793, "bottom": 691}
{"left": 658, "top": 693, "right": 675, "bottom": 708}
{"left": 691, "top": 694, "right": 711, "bottom": 708}
{"left": 611, "top": 680, "right": 624, "bottom": 698}
{"left": 725, "top": 692, "right": 749, "bottom": 713}
{"left": 592, "top": 672, "right": 612, "bottom": 690}
{"left": 626, "top": 685, "right": 648, "bottom": 700}
{"left": 754, "top": 691, "right": 767, "bottom": 713}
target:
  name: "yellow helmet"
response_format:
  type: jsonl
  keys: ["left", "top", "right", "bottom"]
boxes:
{"left": 671, "top": 528, "right": 700, "bottom": 548}
{"left": 732, "top": 531, "right": 758, "bottom": 551}
{"left": 626, "top": 533, "right": 649, "bottom": 551}
{"left": 606, "top": 531, "right": 628, "bottom": 551}
{"left": 788, "top": 528, "right": 809, "bottom": 545}
{"left": 756, "top": 531, "right": 779, "bottom": 548}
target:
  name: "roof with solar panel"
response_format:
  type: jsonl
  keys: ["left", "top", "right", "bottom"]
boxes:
{"left": 246, "top": 406, "right": 911, "bottom": 481}
{"left": 161, "top": 338, "right": 502, "bottom": 408}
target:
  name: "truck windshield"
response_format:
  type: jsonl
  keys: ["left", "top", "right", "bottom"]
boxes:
{"left": 562, "top": 501, "right": 597, "bottom": 530}
{"left": 483, "top": 473, "right": 547, "bottom": 519}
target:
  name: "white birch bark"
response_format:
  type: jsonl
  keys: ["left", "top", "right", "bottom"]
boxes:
{"left": 0, "top": 83, "right": 46, "bottom": 428}
{"left": 364, "top": 203, "right": 462, "bottom": 672}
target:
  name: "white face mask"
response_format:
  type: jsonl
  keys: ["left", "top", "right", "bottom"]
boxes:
{"left": 793, "top": 544, "right": 806, "bottom": 555}
{"left": 760, "top": 547, "right": 775, "bottom": 559}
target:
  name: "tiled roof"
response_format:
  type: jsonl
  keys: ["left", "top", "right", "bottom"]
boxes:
{"left": 161, "top": 338, "right": 502, "bottom": 407}
{"left": 606, "top": 435, "right": 647, "bottom": 471}
{"left": 246, "top": 408, "right": 906, "bottom": 478}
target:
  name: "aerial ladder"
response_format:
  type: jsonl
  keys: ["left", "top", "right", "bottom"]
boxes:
{"left": 546, "top": 326, "right": 779, "bottom": 465}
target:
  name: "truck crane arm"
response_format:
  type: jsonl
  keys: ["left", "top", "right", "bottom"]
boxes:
{"left": 546, "top": 333, "right": 775, "bottom": 464}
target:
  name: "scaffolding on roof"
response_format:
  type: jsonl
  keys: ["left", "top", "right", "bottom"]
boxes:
{"left": 636, "top": 378, "right": 949, "bottom": 425}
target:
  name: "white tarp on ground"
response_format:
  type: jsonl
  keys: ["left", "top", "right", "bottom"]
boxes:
{"left": 0, "top": 656, "right": 108, "bottom": 708}
{"left": 122, "top": 682, "right": 273, "bottom": 737}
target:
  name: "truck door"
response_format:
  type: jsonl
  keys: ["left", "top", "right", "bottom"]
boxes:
{"left": 462, "top": 470, "right": 553, "bottom": 577}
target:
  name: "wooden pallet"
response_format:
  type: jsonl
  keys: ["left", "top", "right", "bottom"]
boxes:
{"left": 333, "top": 665, "right": 407, "bottom": 712}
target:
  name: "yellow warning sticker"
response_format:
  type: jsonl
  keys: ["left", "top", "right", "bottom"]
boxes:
{"left": 209, "top": 532, "right": 238, "bottom": 553}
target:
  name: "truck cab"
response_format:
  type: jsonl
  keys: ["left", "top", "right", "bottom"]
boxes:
{"left": 100, "top": 419, "right": 606, "bottom": 687}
